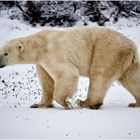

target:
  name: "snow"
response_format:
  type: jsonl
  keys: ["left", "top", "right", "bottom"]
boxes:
{"left": 0, "top": 17, "right": 140, "bottom": 139}
{"left": 1, "top": 108, "right": 140, "bottom": 139}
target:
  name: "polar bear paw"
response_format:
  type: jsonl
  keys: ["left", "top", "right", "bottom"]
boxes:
{"left": 77, "top": 99, "right": 103, "bottom": 110}
{"left": 128, "top": 103, "right": 140, "bottom": 108}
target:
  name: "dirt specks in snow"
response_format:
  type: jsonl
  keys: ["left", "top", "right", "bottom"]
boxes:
{"left": 0, "top": 65, "right": 41, "bottom": 108}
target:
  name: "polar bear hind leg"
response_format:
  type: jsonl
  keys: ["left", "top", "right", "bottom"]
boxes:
{"left": 119, "top": 63, "right": 140, "bottom": 108}
{"left": 78, "top": 44, "right": 137, "bottom": 109}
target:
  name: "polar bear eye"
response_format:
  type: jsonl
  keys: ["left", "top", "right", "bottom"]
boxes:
{"left": 18, "top": 45, "right": 22, "bottom": 49}
{"left": 4, "top": 53, "right": 8, "bottom": 56}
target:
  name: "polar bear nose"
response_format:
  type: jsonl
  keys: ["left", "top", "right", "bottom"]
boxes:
{"left": 0, "top": 56, "right": 5, "bottom": 68}
{"left": 0, "top": 64, "right": 5, "bottom": 68}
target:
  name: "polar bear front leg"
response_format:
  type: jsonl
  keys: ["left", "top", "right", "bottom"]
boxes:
{"left": 53, "top": 65, "right": 79, "bottom": 109}
{"left": 31, "top": 64, "right": 54, "bottom": 108}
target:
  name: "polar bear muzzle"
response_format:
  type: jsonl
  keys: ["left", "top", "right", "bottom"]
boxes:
{"left": 0, "top": 64, "right": 5, "bottom": 68}
{"left": 0, "top": 55, "right": 6, "bottom": 68}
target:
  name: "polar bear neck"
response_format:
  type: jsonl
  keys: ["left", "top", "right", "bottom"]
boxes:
{"left": 19, "top": 34, "right": 47, "bottom": 64}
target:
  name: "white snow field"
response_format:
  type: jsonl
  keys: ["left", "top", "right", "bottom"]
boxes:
{"left": 0, "top": 17, "right": 140, "bottom": 139}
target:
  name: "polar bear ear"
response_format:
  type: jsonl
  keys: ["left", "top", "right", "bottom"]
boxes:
{"left": 17, "top": 44, "right": 24, "bottom": 53}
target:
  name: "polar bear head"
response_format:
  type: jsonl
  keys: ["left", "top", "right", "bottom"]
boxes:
{"left": 0, "top": 37, "right": 40, "bottom": 68}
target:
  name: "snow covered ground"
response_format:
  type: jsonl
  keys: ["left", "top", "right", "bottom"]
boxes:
{"left": 0, "top": 17, "right": 140, "bottom": 139}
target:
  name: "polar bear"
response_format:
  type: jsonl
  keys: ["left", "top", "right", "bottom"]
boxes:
{"left": 0, "top": 26, "right": 140, "bottom": 109}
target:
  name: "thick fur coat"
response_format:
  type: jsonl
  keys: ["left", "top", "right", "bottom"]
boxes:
{"left": 0, "top": 26, "right": 140, "bottom": 109}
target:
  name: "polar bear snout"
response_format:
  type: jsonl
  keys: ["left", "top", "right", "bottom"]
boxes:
{"left": 0, "top": 55, "right": 6, "bottom": 68}
{"left": 0, "top": 64, "right": 5, "bottom": 68}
